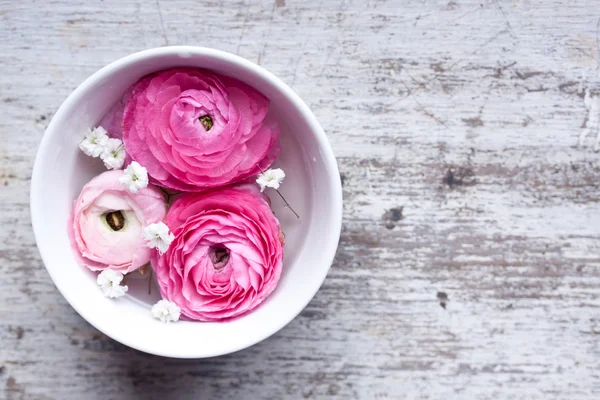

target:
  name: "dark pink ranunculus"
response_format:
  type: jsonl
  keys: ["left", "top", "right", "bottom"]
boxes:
{"left": 99, "top": 93, "right": 128, "bottom": 139}
{"left": 68, "top": 170, "right": 167, "bottom": 273}
{"left": 122, "top": 68, "right": 280, "bottom": 191}
{"left": 152, "top": 184, "right": 284, "bottom": 321}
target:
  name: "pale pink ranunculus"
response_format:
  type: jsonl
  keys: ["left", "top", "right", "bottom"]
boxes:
{"left": 68, "top": 170, "right": 167, "bottom": 273}
{"left": 152, "top": 184, "right": 284, "bottom": 321}
{"left": 122, "top": 68, "right": 280, "bottom": 191}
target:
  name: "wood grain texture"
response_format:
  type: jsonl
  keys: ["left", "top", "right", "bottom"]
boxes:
{"left": 1, "top": 0, "right": 600, "bottom": 398}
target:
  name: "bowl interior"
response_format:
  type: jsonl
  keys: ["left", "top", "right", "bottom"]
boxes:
{"left": 31, "top": 47, "right": 342, "bottom": 358}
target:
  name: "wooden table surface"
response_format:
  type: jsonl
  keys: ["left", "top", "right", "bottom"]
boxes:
{"left": 2, "top": 0, "right": 600, "bottom": 398}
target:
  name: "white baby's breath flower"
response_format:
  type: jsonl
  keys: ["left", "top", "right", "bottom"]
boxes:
{"left": 144, "top": 222, "right": 175, "bottom": 254}
{"left": 79, "top": 126, "right": 109, "bottom": 157}
{"left": 256, "top": 168, "right": 285, "bottom": 192}
{"left": 118, "top": 161, "right": 148, "bottom": 193}
{"left": 152, "top": 299, "right": 181, "bottom": 323}
{"left": 97, "top": 269, "right": 128, "bottom": 299}
{"left": 101, "top": 138, "right": 126, "bottom": 169}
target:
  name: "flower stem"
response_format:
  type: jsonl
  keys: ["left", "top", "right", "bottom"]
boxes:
{"left": 158, "top": 187, "right": 179, "bottom": 203}
{"left": 148, "top": 269, "right": 153, "bottom": 295}
{"left": 256, "top": 164, "right": 300, "bottom": 219}
{"left": 275, "top": 189, "right": 300, "bottom": 219}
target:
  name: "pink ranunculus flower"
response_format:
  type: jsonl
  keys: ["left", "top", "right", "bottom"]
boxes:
{"left": 122, "top": 68, "right": 280, "bottom": 191}
{"left": 152, "top": 184, "right": 285, "bottom": 321}
{"left": 68, "top": 170, "right": 167, "bottom": 273}
{"left": 98, "top": 94, "right": 128, "bottom": 140}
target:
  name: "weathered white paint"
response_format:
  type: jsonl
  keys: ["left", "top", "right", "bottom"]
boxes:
{"left": 579, "top": 89, "right": 600, "bottom": 150}
{"left": 1, "top": 0, "right": 600, "bottom": 399}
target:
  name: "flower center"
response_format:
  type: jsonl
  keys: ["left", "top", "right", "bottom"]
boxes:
{"left": 199, "top": 115, "right": 213, "bottom": 131}
{"left": 209, "top": 246, "right": 230, "bottom": 271}
{"left": 105, "top": 211, "right": 126, "bottom": 231}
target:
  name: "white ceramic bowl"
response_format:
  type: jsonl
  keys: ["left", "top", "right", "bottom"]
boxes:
{"left": 31, "top": 46, "right": 342, "bottom": 358}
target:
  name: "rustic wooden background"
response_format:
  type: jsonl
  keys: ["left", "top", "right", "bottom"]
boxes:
{"left": 2, "top": 0, "right": 600, "bottom": 398}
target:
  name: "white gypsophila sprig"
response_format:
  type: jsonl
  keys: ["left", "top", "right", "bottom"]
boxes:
{"left": 144, "top": 222, "right": 175, "bottom": 254}
{"left": 118, "top": 161, "right": 149, "bottom": 193}
{"left": 256, "top": 168, "right": 285, "bottom": 192}
{"left": 97, "top": 269, "right": 128, "bottom": 299}
{"left": 79, "top": 126, "right": 109, "bottom": 157}
{"left": 255, "top": 167, "right": 299, "bottom": 219}
{"left": 151, "top": 299, "right": 181, "bottom": 323}
{"left": 101, "top": 138, "right": 126, "bottom": 169}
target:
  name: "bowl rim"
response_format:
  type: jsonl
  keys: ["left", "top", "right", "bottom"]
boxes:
{"left": 30, "top": 46, "right": 343, "bottom": 358}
